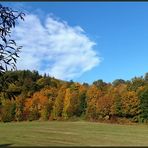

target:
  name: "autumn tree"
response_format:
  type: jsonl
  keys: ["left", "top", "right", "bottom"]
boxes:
{"left": 62, "top": 88, "right": 71, "bottom": 119}
{"left": 110, "top": 85, "right": 125, "bottom": 117}
{"left": 96, "top": 92, "right": 114, "bottom": 120}
{"left": 15, "top": 96, "right": 24, "bottom": 121}
{"left": 1, "top": 99, "right": 16, "bottom": 122}
{"left": 52, "top": 84, "right": 67, "bottom": 119}
{"left": 86, "top": 85, "right": 102, "bottom": 121}
{"left": 121, "top": 91, "right": 140, "bottom": 121}
{"left": 24, "top": 87, "right": 57, "bottom": 121}
{"left": 62, "top": 83, "right": 80, "bottom": 119}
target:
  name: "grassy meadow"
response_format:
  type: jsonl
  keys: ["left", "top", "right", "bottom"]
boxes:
{"left": 0, "top": 121, "right": 148, "bottom": 146}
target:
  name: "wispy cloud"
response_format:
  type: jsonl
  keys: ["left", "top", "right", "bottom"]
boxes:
{"left": 12, "top": 14, "right": 101, "bottom": 80}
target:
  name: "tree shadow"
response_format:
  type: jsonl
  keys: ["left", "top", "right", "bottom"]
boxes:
{"left": 0, "top": 144, "right": 12, "bottom": 147}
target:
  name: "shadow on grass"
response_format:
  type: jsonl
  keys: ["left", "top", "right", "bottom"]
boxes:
{"left": 0, "top": 144, "right": 12, "bottom": 147}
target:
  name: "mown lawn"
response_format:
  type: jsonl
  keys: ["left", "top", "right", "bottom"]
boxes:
{"left": 0, "top": 121, "right": 148, "bottom": 146}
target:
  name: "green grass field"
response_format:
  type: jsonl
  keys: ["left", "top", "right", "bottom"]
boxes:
{"left": 0, "top": 121, "right": 148, "bottom": 146}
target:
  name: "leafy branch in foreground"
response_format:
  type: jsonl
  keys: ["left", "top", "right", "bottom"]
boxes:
{"left": 0, "top": 4, "right": 25, "bottom": 98}
{"left": 0, "top": 4, "right": 25, "bottom": 74}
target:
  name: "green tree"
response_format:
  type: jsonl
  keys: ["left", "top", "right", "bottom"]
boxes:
{"left": 112, "top": 79, "right": 126, "bottom": 87}
{"left": 127, "top": 77, "right": 145, "bottom": 92}
{"left": 144, "top": 73, "right": 148, "bottom": 83}
{"left": 93, "top": 79, "right": 108, "bottom": 91}
{"left": 77, "top": 90, "right": 87, "bottom": 116}
{"left": 139, "top": 88, "right": 148, "bottom": 123}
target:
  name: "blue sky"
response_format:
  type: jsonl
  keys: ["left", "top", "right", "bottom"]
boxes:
{"left": 2, "top": 2, "right": 148, "bottom": 84}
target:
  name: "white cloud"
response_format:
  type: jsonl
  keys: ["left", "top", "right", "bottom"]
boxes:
{"left": 12, "top": 14, "right": 101, "bottom": 80}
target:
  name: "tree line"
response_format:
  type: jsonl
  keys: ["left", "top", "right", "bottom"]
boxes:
{"left": 0, "top": 70, "right": 148, "bottom": 124}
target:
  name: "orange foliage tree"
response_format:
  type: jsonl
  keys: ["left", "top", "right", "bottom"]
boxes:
{"left": 86, "top": 85, "right": 103, "bottom": 121}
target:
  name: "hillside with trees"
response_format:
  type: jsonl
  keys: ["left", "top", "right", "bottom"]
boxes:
{"left": 0, "top": 4, "right": 147, "bottom": 124}
{"left": 0, "top": 70, "right": 148, "bottom": 124}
